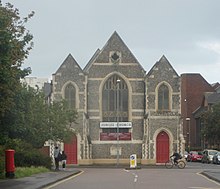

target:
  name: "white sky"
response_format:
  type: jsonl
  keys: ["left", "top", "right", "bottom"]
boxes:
{"left": 2, "top": 0, "right": 220, "bottom": 84}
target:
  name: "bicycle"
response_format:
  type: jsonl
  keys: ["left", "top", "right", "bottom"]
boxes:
{"left": 165, "top": 157, "right": 186, "bottom": 169}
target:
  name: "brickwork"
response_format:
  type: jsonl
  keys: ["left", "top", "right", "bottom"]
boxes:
{"left": 181, "top": 74, "right": 214, "bottom": 148}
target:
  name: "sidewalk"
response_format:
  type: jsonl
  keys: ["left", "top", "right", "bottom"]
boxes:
{"left": 0, "top": 167, "right": 219, "bottom": 189}
{"left": 201, "top": 170, "right": 220, "bottom": 184}
{"left": 0, "top": 168, "right": 81, "bottom": 189}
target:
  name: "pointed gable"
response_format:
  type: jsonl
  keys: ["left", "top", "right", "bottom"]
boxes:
{"left": 147, "top": 55, "right": 179, "bottom": 78}
{"left": 55, "top": 53, "right": 83, "bottom": 75}
{"left": 83, "top": 49, "right": 101, "bottom": 73}
{"left": 94, "top": 31, "right": 141, "bottom": 65}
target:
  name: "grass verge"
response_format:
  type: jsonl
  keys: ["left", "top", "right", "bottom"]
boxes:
{"left": 15, "top": 166, "right": 50, "bottom": 178}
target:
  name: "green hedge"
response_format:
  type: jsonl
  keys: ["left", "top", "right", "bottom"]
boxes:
{"left": 1, "top": 139, "right": 52, "bottom": 175}
{"left": 0, "top": 147, "right": 52, "bottom": 179}
{"left": 0, "top": 147, "right": 5, "bottom": 179}
{"left": 15, "top": 151, "right": 52, "bottom": 169}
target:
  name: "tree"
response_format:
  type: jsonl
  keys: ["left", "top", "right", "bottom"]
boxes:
{"left": 202, "top": 102, "right": 220, "bottom": 148}
{"left": 0, "top": 2, "right": 78, "bottom": 148}
{"left": 0, "top": 2, "right": 34, "bottom": 117}
{"left": 0, "top": 85, "right": 78, "bottom": 148}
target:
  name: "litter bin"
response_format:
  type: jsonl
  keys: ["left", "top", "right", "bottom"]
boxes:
{"left": 5, "top": 149, "right": 15, "bottom": 178}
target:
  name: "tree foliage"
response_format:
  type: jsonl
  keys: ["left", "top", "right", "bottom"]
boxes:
{"left": 202, "top": 102, "right": 220, "bottom": 147}
{"left": 0, "top": 85, "right": 78, "bottom": 148}
{"left": 0, "top": 2, "right": 34, "bottom": 117}
{"left": 0, "top": 2, "right": 79, "bottom": 170}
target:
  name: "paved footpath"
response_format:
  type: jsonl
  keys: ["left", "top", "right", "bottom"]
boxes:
{"left": 0, "top": 168, "right": 81, "bottom": 189}
{"left": 0, "top": 167, "right": 220, "bottom": 189}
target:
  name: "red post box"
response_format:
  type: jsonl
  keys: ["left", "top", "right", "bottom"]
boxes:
{"left": 5, "top": 149, "right": 15, "bottom": 178}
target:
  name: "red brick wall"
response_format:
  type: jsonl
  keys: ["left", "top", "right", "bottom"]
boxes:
{"left": 39, "top": 146, "right": 50, "bottom": 157}
{"left": 181, "top": 74, "right": 214, "bottom": 149}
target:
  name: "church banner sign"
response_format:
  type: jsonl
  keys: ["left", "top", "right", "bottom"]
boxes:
{"left": 100, "top": 122, "right": 132, "bottom": 128}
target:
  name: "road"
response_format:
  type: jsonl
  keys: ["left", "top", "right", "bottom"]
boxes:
{"left": 45, "top": 163, "right": 220, "bottom": 189}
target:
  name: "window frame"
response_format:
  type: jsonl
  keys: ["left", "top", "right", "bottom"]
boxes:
{"left": 157, "top": 83, "right": 171, "bottom": 112}
{"left": 64, "top": 83, "right": 76, "bottom": 109}
{"left": 100, "top": 74, "right": 131, "bottom": 140}
{"left": 102, "top": 75, "right": 128, "bottom": 122}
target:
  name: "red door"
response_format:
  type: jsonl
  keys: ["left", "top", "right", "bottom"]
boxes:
{"left": 156, "top": 131, "right": 169, "bottom": 163}
{"left": 64, "top": 135, "right": 77, "bottom": 164}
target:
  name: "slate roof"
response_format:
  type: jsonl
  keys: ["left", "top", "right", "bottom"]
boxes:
{"left": 193, "top": 92, "right": 220, "bottom": 118}
{"left": 206, "top": 92, "right": 220, "bottom": 104}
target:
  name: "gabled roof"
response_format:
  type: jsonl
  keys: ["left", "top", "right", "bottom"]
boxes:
{"left": 83, "top": 49, "right": 101, "bottom": 73}
{"left": 54, "top": 53, "right": 83, "bottom": 74}
{"left": 216, "top": 85, "right": 220, "bottom": 93}
{"left": 181, "top": 73, "right": 213, "bottom": 88}
{"left": 193, "top": 91, "right": 220, "bottom": 118}
{"left": 206, "top": 92, "right": 220, "bottom": 104}
{"left": 192, "top": 105, "right": 206, "bottom": 118}
{"left": 197, "top": 91, "right": 220, "bottom": 108}
{"left": 84, "top": 31, "right": 145, "bottom": 73}
{"left": 146, "top": 55, "right": 179, "bottom": 77}
{"left": 211, "top": 82, "right": 220, "bottom": 90}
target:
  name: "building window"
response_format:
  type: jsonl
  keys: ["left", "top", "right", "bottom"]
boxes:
{"left": 64, "top": 83, "right": 76, "bottom": 109}
{"left": 102, "top": 75, "right": 128, "bottom": 122}
{"left": 101, "top": 75, "right": 131, "bottom": 141}
{"left": 109, "top": 51, "right": 121, "bottom": 64}
{"left": 158, "top": 84, "right": 169, "bottom": 111}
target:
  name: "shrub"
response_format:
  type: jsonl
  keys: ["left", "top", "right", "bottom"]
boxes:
{"left": 15, "top": 151, "right": 52, "bottom": 169}
{"left": 4, "top": 139, "right": 52, "bottom": 169}
{"left": 0, "top": 146, "right": 5, "bottom": 179}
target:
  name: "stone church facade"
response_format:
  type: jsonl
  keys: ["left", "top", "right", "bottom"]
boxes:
{"left": 51, "top": 31, "right": 184, "bottom": 165}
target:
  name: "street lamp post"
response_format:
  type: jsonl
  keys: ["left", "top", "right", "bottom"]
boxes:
{"left": 116, "top": 79, "right": 120, "bottom": 167}
{"left": 186, "top": 117, "right": 190, "bottom": 152}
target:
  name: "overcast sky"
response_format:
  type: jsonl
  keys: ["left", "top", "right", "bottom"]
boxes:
{"left": 2, "top": 0, "right": 220, "bottom": 84}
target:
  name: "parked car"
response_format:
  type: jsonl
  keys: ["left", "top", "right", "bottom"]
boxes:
{"left": 187, "top": 151, "right": 203, "bottom": 162}
{"left": 201, "top": 149, "right": 218, "bottom": 163}
{"left": 212, "top": 151, "right": 220, "bottom": 164}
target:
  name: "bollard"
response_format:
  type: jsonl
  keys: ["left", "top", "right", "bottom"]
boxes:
{"left": 5, "top": 149, "right": 15, "bottom": 178}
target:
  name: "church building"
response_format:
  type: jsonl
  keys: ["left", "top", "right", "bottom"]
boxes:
{"left": 51, "top": 31, "right": 184, "bottom": 165}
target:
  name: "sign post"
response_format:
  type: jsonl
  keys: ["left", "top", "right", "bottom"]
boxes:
{"left": 130, "top": 154, "right": 137, "bottom": 168}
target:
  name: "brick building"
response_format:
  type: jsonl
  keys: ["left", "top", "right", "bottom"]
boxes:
{"left": 50, "top": 32, "right": 184, "bottom": 165}
{"left": 193, "top": 85, "right": 220, "bottom": 149}
{"left": 181, "top": 74, "right": 214, "bottom": 150}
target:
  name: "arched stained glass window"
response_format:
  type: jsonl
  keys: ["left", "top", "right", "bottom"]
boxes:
{"left": 102, "top": 75, "right": 128, "bottom": 122}
{"left": 158, "top": 84, "right": 169, "bottom": 111}
{"left": 64, "top": 83, "right": 76, "bottom": 109}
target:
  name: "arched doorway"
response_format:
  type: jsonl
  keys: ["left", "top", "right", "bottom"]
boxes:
{"left": 64, "top": 134, "right": 77, "bottom": 164}
{"left": 156, "top": 131, "right": 169, "bottom": 163}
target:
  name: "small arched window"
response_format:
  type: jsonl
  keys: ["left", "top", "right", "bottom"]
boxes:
{"left": 64, "top": 83, "right": 76, "bottom": 109}
{"left": 158, "top": 84, "right": 169, "bottom": 111}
